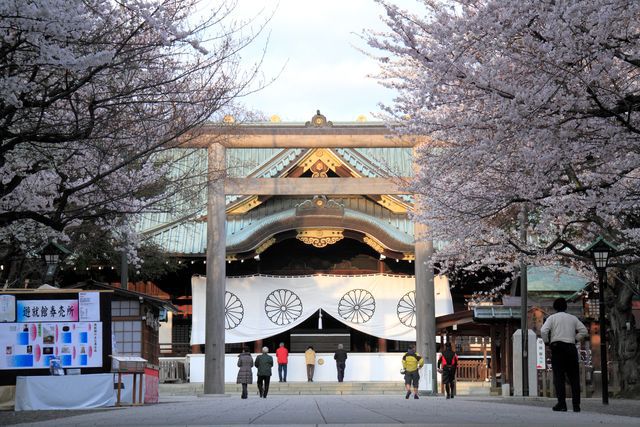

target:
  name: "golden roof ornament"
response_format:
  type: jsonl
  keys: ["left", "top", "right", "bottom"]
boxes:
{"left": 305, "top": 110, "right": 333, "bottom": 127}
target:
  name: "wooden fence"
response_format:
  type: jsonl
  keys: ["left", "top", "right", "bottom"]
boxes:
{"left": 159, "top": 358, "right": 188, "bottom": 383}
{"left": 160, "top": 342, "right": 191, "bottom": 357}
{"left": 456, "top": 360, "right": 488, "bottom": 381}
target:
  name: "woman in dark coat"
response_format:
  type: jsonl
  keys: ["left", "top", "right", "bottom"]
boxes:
{"left": 237, "top": 347, "right": 254, "bottom": 399}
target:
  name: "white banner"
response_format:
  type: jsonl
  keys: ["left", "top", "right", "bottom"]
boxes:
{"left": 191, "top": 274, "right": 453, "bottom": 344}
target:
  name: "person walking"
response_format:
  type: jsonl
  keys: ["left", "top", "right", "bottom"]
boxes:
{"left": 437, "top": 342, "right": 458, "bottom": 399}
{"left": 236, "top": 347, "right": 254, "bottom": 399}
{"left": 254, "top": 346, "right": 273, "bottom": 398}
{"left": 334, "top": 343, "right": 348, "bottom": 382}
{"left": 305, "top": 345, "right": 316, "bottom": 382}
{"left": 275, "top": 342, "right": 289, "bottom": 382}
{"left": 402, "top": 344, "right": 424, "bottom": 399}
{"left": 541, "top": 297, "right": 588, "bottom": 412}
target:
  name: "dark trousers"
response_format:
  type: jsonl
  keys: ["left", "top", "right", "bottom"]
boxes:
{"left": 336, "top": 362, "right": 346, "bottom": 382}
{"left": 241, "top": 383, "right": 248, "bottom": 399}
{"left": 551, "top": 342, "right": 580, "bottom": 407}
{"left": 307, "top": 364, "right": 315, "bottom": 381}
{"left": 257, "top": 375, "right": 271, "bottom": 397}
{"left": 443, "top": 367, "right": 456, "bottom": 397}
{"left": 278, "top": 363, "right": 287, "bottom": 382}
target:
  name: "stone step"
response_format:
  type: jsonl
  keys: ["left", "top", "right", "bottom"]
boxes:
{"left": 160, "top": 381, "right": 491, "bottom": 396}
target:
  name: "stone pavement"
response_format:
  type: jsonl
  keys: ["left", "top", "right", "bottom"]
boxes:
{"left": 1, "top": 395, "right": 638, "bottom": 426}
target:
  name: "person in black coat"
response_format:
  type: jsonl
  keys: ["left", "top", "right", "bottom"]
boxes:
{"left": 333, "top": 344, "right": 348, "bottom": 382}
{"left": 254, "top": 346, "right": 274, "bottom": 398}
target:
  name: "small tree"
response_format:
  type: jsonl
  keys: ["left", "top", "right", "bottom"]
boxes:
{"left": 368, "top": 0, "right": 640, "bottom": 392}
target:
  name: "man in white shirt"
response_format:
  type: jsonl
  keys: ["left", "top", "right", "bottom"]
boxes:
{"left": 540, "top": 297, "right": 589, "bottom": 412}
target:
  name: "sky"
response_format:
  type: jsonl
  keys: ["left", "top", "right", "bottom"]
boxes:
{"left": 228, "top": 0, "right": 410, "bottom": 123}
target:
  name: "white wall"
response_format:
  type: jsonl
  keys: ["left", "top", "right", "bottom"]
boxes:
{"left": 188, "top": 352, "right": 435, "bottom": 385}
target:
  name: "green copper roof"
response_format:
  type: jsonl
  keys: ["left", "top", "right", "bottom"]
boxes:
{"left": 527, "top": 266, "right": 590, "bottom": 292}
{"left": 138, "top": 145, "right": 416, "bottom": 254}
{"left": 144, "top": 196, "right": 415, "bottom": 255}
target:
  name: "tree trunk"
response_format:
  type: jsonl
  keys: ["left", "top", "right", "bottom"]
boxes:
{"left": 607, "top": 269, "right": 640, "bottom": 396}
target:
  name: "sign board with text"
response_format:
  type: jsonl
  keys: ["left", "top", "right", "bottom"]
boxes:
{"left": 0, "top": 290, "right": 111, "bottom": 384}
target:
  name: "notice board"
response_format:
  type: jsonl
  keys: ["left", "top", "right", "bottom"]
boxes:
{"left": 0, "top": 290, "right": 112, "bottom": 385}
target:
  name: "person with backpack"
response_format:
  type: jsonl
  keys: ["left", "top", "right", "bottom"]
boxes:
{"left": 438, "top": 342, "right": 459, "bottom": 399}
{"left": 402, "top": 344, "right": 424, "bottom": 399}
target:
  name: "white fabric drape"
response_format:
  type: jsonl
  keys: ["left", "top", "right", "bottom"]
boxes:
{"left": 15, "top": 374, "right": 116, "bottom": 410}
{"left": 191, "top": 274, "right": 453, "bottom": 345}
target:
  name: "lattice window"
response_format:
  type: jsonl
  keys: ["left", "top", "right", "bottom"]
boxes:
{"left": 112, "top": 300, "right": 140, "bottom": 317}
{"left": 112, "top": 320, "right": 142, "bottom": 356}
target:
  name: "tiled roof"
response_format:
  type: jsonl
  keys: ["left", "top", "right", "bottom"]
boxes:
{"left": 138, "top": 142, "right": 417, "bottom": 254}
{"left": 145, "top": 196, "right": 415, "bottom": 255}
{"left": 527, "top": 266, "right": 590, "bottom": 292}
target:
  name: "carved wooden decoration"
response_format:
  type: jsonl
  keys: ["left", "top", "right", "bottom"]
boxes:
{"left": 296, "top": 229, "right": 344, "bottom": 248}
{"left": 363, "top": 235, "right": 385, "bottom": 253}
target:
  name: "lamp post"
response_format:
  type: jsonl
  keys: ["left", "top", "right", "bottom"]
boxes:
{"left": 587, "top": 236, "right": 616, "bottom": 405}
{"left": 40, "top": 242, "right": 71, "bottom": 285}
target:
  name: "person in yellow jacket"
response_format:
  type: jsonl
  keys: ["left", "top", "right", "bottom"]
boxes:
{"left": 402, "top": 344, "right": 424, "bottom": 399}
{"left": 305, "top": 346, "right": 316, "bottom": 382}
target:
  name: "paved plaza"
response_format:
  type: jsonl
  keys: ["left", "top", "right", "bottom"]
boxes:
{"left": 1, "top": 394, "right": 638, "bottom": 426}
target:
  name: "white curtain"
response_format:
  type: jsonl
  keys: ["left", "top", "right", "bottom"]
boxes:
{"left": 190, "top": 274, "right": 453, "bottom": 345}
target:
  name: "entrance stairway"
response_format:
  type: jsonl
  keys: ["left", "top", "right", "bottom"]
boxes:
{"left": 159, "top": 381, "right": 491, "bottom": 396}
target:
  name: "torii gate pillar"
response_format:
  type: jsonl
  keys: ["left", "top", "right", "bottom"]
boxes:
{"left": 414, "top": 221, "right": 437, "bottom": 394}
{"left": 204, "top": 143, "right": 226, "bottom": 394}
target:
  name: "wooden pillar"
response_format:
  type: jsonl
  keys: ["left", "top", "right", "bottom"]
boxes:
{"left": 204, "top": 143, "right": 226, "bottom": 394}
{"left": 500, "top": 324, "right": 507, "bottom": 386}
{"left": 378, "top": 338, "right": 387, "bottom": 352}
{"left": 414, "top": 221, "right": 436, "bottom": 394}
{"left": 254, "top": 339, "right": 263, "bottom": 354}
{"left": 191, "top": 344, "right": 201, "bottom": 354}
{"left": 506, "top": 322, "right": 513, "bottom": 388}
{"left": 482, "top": 336, "right": 488, "bottom": 381}
{"left": 490, "top": 325, "right": 497, "bottom": 388}
{"left": 489, "top": 324, "right": 498, "bottom": 387}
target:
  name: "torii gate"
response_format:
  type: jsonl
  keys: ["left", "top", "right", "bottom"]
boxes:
{"left": 188, "top": 113, "right": 436, "bottom": 394}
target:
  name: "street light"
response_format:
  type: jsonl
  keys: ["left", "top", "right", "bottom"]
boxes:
{"left": 40, "top": 241, "right": 71, "bottom": 285}
{"left": 586, "top": 236, "right": 617, "bottom": 405}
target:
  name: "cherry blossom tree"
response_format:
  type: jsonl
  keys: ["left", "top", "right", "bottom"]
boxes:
{"left": 368, "top": 0, "right": 640, "bottom": 392}
{"left": 0, "top": 0, "right": 263, "bottom": 277}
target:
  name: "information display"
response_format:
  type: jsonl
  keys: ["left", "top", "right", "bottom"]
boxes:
{"left": 0, "top": 291, "right": 104, "bottom": 370}
{"left": 78, "top": 292, "right": 101, "bottom": 321}
{"left": 1, "top": 322, "right": 103, "bottom": 369}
